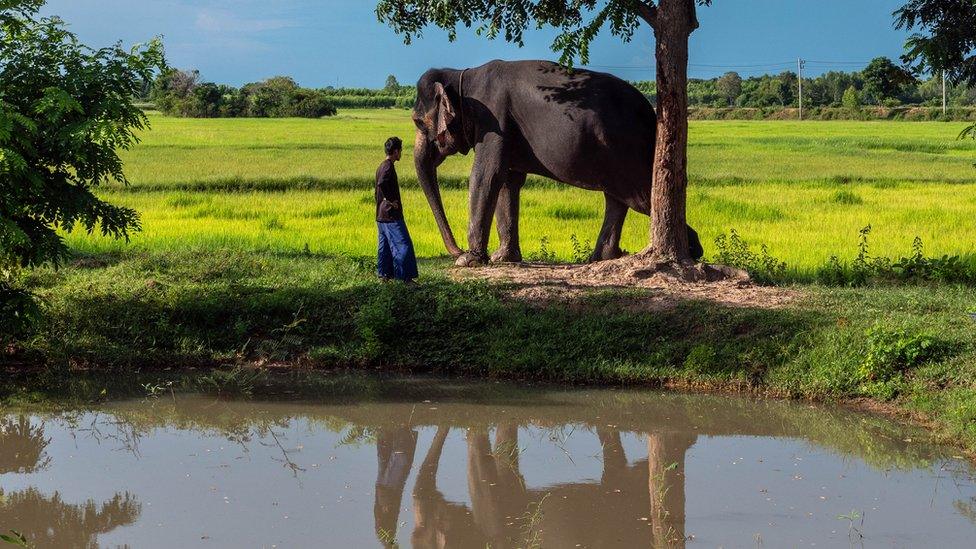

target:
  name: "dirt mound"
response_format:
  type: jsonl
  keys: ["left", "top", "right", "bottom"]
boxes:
{"left": 451, "top": 255, "right": 797, "bottom": 312}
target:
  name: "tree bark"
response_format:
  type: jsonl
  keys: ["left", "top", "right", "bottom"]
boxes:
{"left": 648, "top": 0, "right": 698, "bottom": 262}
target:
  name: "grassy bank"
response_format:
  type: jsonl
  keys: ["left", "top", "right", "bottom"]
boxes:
{"left": 6, "top": 249, "right": 976, "bottom": 452}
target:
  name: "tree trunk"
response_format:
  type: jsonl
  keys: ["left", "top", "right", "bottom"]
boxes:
{"left": 647, "top": 0, "right": 698, "bottom": 262}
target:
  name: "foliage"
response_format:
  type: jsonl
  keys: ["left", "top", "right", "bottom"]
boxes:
{"left": 712, "top": 229, "right": 787, "bottom": 284}
{"left": 818, "top": 227, "right": 975, "bottom": 286}
{"left": 857, "top": 323, "right": 941, "bottom": 399}
{"left": 842, "top": 86, "right": 862, "bottom": 110}
{"left": 896, "top": 0, "right": 976, "bottom": 136}
{"left": 152, "top": 71, "right": 336, "bottom": 118}
{"left": 375, "top": 0, "right": 712, "bottom": 67}
{"left": 195, "top": 366, "right": 266, "bottom": 397}
{"left": 527, "top": 236, "right": 557, "bottom": 263}
{"left": 861, "top": 56, "right": 917, "bottom": 104}
{"left": 0, "top": 530, "right": 28, "bottom": 548}
{"left": 0, "top": 0, "right": 164, "bottom": 327}
{"left": 715, "top": 71, "right": 742, "bottom": 106}
{"left": 570, "top": 234, "right": 592, "bottom": 264}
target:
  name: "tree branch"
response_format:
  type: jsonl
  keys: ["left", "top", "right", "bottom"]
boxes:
{"left": 636, "top": 0, "right": 658, "bottom": 28}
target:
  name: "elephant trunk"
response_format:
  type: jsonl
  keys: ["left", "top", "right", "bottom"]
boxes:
{"left": 414, "top": 131, "right": 463, "bottom": 258}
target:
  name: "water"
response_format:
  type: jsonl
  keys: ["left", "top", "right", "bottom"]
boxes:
{"left": 1, "top": 379, "right": 975, "bottom": 548}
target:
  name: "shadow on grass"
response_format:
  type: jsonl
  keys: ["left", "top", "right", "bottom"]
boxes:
{"left": 13, "top": 251, "right": 823, "bottom": 390}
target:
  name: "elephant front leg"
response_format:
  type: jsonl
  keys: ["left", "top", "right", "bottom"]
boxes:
{"left": 590, "top": 194, "right": 629, "bottom": 262}
{"left": 456, "top": 137, "right": 507, "bottom": 267}
{"left": 490, "top": 172, "right": 526, "bottom": 264}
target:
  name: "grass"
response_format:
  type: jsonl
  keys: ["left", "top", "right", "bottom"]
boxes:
{"left": 6, "top": 110, "right": 976, "bottom": 453}
{"left": 58, "top": 110, "right": 975, "bottom": 277}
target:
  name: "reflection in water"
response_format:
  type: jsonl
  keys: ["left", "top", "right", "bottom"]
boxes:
{"left": 401, "top": 424, "right": 695, "bottom": 549}
{"left": 0, "top": 416, "right": 51, "bottom": 475}
{"left": 2, "top": 381, "right": 975, "bottom": 548}
{"left": 0, "top": 488, "right": 140, "bottom": 549}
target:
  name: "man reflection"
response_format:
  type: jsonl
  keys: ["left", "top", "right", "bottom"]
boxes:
{"left": 374, "top": 425, "right": 418, "bottom": 546}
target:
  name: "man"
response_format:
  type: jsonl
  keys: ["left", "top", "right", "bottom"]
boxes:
{"left": 375, "top": 137, "right": 419, "bottom": 282}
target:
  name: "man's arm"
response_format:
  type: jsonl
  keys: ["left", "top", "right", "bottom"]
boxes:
{"left": 377, "top": 163, "right": 401, "bottom": 209}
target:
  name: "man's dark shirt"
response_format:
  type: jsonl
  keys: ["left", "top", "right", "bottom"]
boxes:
{"left": 375, "top": 159, "right": 403, "bottom": 223}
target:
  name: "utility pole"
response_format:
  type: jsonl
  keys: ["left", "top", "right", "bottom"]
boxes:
{"left": 942, "top": 70, "right": 947, "bottom": 115}
{"left": 798, "top": 58, "right": 806, "bottom": 120}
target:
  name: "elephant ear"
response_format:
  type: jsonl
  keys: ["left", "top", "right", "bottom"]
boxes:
{"left": 434, "top": 82, "right": 455, "bottom": 146}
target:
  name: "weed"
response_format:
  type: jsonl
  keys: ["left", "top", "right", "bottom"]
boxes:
{"left": 196, "top": 366, "right": 266, "bottom": 397}
{"left": 526, "top": 236, "right": 557, "bottom": 263}
{"left": 569, "top": 234, "right": 592, "bottom": 264}
{"left": 836, "top": 510, "right": 864, "bottom": 542}
{"left": 831, "top": 190, "right": 864, "bottom": 205}
{"left": 0, "top": 531, "right": 29, "bottom": 548}
{"left": 713, "top": 230, "right": 787, "bottom": 284}
{"left": 859, "top": 324, "right": 939, "bottom": 384}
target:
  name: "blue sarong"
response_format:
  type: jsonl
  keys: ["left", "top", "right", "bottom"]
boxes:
{"left": 377, "top": 220, "right": 419, "bottom": 281}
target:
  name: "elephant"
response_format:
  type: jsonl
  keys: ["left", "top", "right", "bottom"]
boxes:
{"left": 412, "top": 59, "right": 704, "bottom": 267}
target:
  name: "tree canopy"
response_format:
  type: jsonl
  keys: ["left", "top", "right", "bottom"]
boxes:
{"left": 896, "top": 0, "right": 976, "bottom": 137}
{"left": 0, "top": 0, "right": 164, "bottom": 327}
{"left": 376, "top": 0, "right": 710, "bottom": 66}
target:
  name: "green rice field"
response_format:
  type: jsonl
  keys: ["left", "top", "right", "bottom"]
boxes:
{"left": 72, "top": 109, "right": 976, "bottom": 272}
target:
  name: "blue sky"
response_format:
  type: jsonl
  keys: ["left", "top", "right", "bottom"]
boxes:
{"left": 43, "top": 0, "right": 912, "bottom": 88}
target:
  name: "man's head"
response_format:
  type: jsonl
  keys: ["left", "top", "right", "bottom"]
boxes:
{"left": 385, "top": 137, "right": 403, "bottom": 161}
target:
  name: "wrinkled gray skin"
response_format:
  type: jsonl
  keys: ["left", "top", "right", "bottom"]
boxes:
{"left": 413, "top": 59, "right": 704, "bottom": 266}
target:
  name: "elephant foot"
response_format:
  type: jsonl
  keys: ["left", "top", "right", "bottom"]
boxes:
{"left": 490, "top": 247, "right": 522, "bottom": 264}
{"left": 455, "top": 251, "right": 488, "bottom": 267}
{"left": 588, "top": 246, "right": 628, "bottom": 263}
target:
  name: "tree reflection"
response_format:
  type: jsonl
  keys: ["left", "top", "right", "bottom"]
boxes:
{"left": 0, "top": 488, "right": 140, "bottom": 549}
{"left": 0, "top": 416, "right": 51, "bottom": 475}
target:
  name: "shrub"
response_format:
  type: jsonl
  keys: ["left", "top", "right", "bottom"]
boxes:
{"left": 842, "top": 86, "right": 862, "bottom": 111}
{"left": 712, "top": 230, "right": 787, "bottom": 284}
{"left": 858, "top": 324, "right": 939, "bottom": 384}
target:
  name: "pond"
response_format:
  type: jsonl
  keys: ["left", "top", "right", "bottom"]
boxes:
{"left": 1, "top": 378, "right": 974, "bottom": 548}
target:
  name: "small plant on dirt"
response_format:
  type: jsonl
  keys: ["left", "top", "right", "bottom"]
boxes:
{"left": 713, "top": 229, "right": 787, "bottom": 284}
{"left": 569, "top": 234, "right": 592, "bottom": 264}
{"left": 527, "top": 236, "right": 557, "bottom": 263}
{"left": 196, "top": 366, "right": 266, "bottom": 397}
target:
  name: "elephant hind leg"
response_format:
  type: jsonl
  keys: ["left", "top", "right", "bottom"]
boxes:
{"left": 490, "top": 171, "right": 526, "bottom": 264}
{"left": 590, "top": 194, "right": 629, "bottom": 262}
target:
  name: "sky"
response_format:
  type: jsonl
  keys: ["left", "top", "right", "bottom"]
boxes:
{"left": 42, "top": 0, "right": 914, "bottom": 88}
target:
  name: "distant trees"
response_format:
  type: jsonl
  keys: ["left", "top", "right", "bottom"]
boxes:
{"left": 861, "top": 56, "right": 916, "bottom": 105}
{"left": 842, "top": 86, "right": 861, "bottom": 111}
{"left": 384, "top": 74, "right": 401, "bottom": 93}
{"left": 151, "top": 71, "right": 337, "bottom": 118}
{"left": 716, "top": 71, "right": 742, "bottom": 106}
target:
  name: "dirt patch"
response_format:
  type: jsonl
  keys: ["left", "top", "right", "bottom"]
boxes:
{"left": 451, "top": 255, "right": 798, "bottom": 311}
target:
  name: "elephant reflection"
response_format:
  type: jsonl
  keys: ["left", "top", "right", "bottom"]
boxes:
{"left": 0, "top": 488, "right": 140, "bottom": 548}
{"left": 0, "top": 415, "right": 51, "bottom": 475}
{"left": 374, "top": 426, "right": 419, "bottom": 546}
{"left": 393, "top": 424, "right": 695, "bottom": 549}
